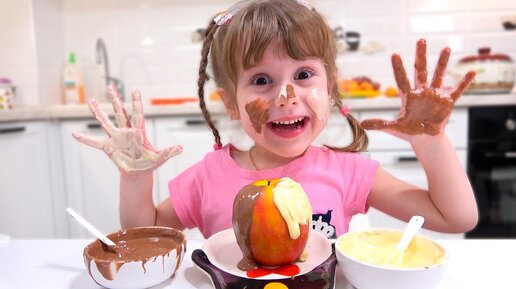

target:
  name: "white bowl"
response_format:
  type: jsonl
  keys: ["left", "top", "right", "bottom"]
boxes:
{"left": 336, "top": 229, "right": 447, "bottom": 289}
{"left": 83, "top": 226, "right": 187, "bottom": 289}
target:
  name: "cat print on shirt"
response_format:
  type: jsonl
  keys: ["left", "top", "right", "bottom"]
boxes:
{"left": 312, "top": 210, "right": 336, "bottom": 239}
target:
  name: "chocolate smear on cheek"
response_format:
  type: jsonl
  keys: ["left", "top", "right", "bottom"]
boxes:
{"left": 245, "top": 99, "right": 270, "bottom": 134}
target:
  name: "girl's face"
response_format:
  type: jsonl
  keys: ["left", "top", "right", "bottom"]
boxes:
{"left": 232, "top": 43, "right": 331, "bottom": 158}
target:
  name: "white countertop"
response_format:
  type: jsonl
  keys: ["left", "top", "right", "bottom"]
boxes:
{"left": 1, "top": 94, "right": 515, "bottom": 123}
{"left": 1, "top": 238, "right": 514, "bottom": 289}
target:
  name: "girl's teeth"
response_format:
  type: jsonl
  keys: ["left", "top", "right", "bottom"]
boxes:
{"left": 273, "top": 118, "right": 303, "bottom": 125}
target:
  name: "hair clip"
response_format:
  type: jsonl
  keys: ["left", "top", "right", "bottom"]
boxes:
{"left": 213, "top": 143, "right": 223, "bottom": 150}
{"left": 295, "top": 0, "right": 314, "bottom": 10}
{"left": 213, "top": 0, "right": 251, "bottom": 26}
{"left": 339, "top": 105, "right": 350, "bottom": 116}
{"left": 214, "top": 10, "right": 234, "bottom": 26}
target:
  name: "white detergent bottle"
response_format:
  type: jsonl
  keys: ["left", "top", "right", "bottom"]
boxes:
{"left": 63, "top": 52, "right": 85, "bottom": 104}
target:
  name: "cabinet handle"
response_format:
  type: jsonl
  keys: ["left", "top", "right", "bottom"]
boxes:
{"left": 396, "top": 156, "right": 418, "bottom": 162}
{"left": 186, "top": 119, "right": 217, "bottom": 126}
{"left": 87, "top": 123, "right": 102, "bottom": 129}
{"left": 507, "top": 152, "right": 516, "bottom": 158}
{"left": 0, "top": 126, "right": 26, "bottom": 134}
{"left": 486, "top": 151, "right": 516, "bottom": 159}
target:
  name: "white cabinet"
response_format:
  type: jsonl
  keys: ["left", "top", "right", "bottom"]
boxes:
{"left": 357, "top": 108, "right": 469, "bottom": 240}
{"left": 60, "top": 119, "right": 156, "bottom": 238}
{"left": 0, "top": 122, "right": 57, "bottom": 238}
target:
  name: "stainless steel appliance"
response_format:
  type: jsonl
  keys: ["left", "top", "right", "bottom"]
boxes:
{"left": 466, "top": 106, "right": 516, "bottom": 238}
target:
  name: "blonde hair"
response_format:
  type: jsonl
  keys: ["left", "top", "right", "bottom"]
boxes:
{"left": 198, "top": 0, "right": 368, "bottom": 152}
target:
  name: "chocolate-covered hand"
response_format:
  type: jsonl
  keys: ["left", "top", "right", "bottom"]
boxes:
{"left": 73, "top": 86, "right": 182, "bottom": 175}
{"left": 360, "top": 39, "right": 475, "bottom": 140}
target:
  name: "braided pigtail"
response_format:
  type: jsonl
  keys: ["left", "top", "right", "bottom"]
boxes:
{"left": 198, "top": 20, "right": 223, "bottom": 149}
{"left": 326, "top": 97, "right": 369, "bottom": 153}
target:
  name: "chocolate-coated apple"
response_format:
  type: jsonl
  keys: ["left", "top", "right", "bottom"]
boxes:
{"left": 232, "top": 178, "right": 312, "bottom": 270}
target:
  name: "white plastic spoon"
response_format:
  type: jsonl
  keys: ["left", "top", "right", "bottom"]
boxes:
{"left": 66, "top": 207, "right": 117, "bottom": 248}
{"left": 390, "top": 215, "right": 425, "bottom": 265}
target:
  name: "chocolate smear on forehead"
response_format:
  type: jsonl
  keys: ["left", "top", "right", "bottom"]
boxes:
{"left": 245, "top": 98, "right": 270, "bottom": 134}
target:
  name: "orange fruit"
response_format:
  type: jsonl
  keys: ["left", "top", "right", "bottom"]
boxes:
{"left": 385, "top": 87, "right": 398, "bottom": 97}
{"left": 210, "top": 90, "right": 221, "bottom": 101}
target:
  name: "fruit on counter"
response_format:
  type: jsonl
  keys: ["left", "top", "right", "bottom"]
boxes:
{"left": 232, "top": 178, "right": 312, "bottom": 271}
{"left": 209, "top": 90, "right": 221, "bottom": 101}
{"left": 150, "top": 97, "right": 198, "bottom": 105}
{"left": 384, "top": 86, "right": 399, "bottom": 97}
{"left": 338, "top": 76, "right": 381, "bottom": 98}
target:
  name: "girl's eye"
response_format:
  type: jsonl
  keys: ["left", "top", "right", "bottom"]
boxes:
{"left": 295, "top": 70, "right": 313, "bottom": 80}
{"left": 251, "top": 75, "right": 272, "bottom": 86}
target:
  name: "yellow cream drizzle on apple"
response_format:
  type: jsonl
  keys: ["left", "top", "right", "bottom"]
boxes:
{"left": 272, "top": 177, "right": 312, "bottom": 240}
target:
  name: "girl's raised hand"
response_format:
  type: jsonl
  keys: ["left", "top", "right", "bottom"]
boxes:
{"left": 72, "top": 86, "right": 183, "bottom": 175}
{"left": 360, "top": 39, "right": 476, "bottom": 141}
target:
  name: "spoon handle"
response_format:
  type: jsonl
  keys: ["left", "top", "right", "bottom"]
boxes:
{"left": 66, "top": 208, "right": 117, "bottom": 246}
{"left": 396, "top": 215, "right": 425, "bottom": 252}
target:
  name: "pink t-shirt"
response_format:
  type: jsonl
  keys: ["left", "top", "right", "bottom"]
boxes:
{"left": 169, "top": 145, "right": 379, "bottom": 239}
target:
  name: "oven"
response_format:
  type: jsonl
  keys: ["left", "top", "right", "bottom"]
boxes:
{"left": 466, "top": 105, "right": 516, "bottom": 238}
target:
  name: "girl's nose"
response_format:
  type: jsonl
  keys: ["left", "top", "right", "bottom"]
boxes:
{"left": 274, "top": 84, "right": 298, "bottom": 108}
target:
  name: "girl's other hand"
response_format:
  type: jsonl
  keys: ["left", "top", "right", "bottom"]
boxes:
{"left": 72, "top": 85, "right": 183, "bottom": 175}
{"left": 360, "top": 39, "right": 476, "bottom": 142}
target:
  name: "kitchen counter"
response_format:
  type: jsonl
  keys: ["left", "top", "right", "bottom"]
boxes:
{"left": 0, "top": 238, "right": 514, "bottom": 289}
{"left": 1, "top": 93, "right": 515, "bottom": 123}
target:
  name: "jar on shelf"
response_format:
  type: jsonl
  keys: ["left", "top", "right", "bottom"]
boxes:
{"left": 0, "top": 78, "right": 15, "bottom": 110}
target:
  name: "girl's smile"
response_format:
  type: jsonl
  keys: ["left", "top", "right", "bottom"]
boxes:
{"left": 267, "top": 116, "right": 310, "bottom": 139}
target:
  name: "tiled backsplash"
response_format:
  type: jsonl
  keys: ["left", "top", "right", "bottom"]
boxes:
{"left": 0, "top": 0, "right": 515, "bottom": 106}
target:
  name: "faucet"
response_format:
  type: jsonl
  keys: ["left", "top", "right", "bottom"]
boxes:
{"left": 95, "top": 38, "right": 125, "bottom": 101}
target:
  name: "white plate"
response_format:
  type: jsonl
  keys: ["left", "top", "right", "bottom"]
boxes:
{"left": 202, "top": 228, "right": 332, "bottom": 280}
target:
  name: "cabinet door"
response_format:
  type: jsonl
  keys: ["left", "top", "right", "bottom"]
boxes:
{"left": 0, "top": 122, "right": 56, "bottom": 238}
{"left": 60, "top": 119, "right": 156, "bottom": 238}
{"left": 154, "top": 117, "right": 221, "bottom": 202}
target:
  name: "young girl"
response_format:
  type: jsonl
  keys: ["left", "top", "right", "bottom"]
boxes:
{"left": 73, "top": 0, "right": 478, "bottom": 239}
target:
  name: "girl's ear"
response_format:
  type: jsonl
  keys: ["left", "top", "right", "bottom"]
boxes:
{"left": 218, "top": 88, "right": 240, "bottom": 120}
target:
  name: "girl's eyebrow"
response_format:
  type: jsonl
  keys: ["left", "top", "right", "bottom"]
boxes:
{"left": 243, "top": 65, "right": 269, "bottom": 76}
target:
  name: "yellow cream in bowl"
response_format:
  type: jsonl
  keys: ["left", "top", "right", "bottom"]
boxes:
{"left": 337, "top": 230, "right": 446, "bottom": 268}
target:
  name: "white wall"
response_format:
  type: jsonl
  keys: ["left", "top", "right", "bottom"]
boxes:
{"left": 0, "top": 0, "right": 39, "bottom": 106}
{"left": 33, "top": 0, "right": 64, "bottom": 105}
{"left": 1, "top": 0, "right": 516, "bottom": 106}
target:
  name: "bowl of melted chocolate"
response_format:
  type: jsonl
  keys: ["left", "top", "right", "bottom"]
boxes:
{"left": 83, "top": 226, "right": 186, "bottom": 289}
